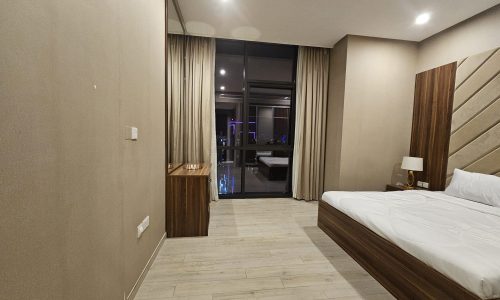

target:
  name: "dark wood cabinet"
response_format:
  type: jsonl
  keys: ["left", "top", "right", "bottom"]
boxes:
{"left": 166, "top": 164, "right": 210, "bottom": 237}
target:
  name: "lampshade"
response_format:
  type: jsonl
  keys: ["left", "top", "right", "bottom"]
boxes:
{"left": 401, "top": 156, "right": 423, "bottom": 171}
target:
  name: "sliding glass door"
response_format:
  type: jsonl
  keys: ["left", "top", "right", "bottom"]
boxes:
{"left": 215, "top": 39, "right": 297, "bottom": 198}
{"left": 243, "top": 83, "right": 294, "bottom": 195}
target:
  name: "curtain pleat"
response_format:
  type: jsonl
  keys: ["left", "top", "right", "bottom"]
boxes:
{"left": 167, "top": 35, "right": 218, "bottom": 200}
{"left": 292, "top": 47, "right": 329, "bottom": 201}
{"left": 168, "top": 36, "right": 184, "bottom": 163}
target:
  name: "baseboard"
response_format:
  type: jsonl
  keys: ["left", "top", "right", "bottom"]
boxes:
{"left": 126, "top": 232, "right": 166, "bottom": 300}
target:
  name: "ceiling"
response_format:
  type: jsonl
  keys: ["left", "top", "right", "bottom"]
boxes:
{"left": 168, "top": 0, "right": 500, "bottom": 47}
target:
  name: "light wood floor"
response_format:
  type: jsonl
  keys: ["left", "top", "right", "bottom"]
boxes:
{"left": 135, "top": 198, "right": 394, "bottom": 300}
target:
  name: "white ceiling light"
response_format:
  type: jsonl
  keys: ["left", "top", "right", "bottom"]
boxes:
{"left": 220, "top": 86, "right": 225, "bottom": 91}
{"left": 220, "top": 69, "right": 226, "bottom": 75}
{"left": 415, "top": 13, "right": 431, "bottom": 25}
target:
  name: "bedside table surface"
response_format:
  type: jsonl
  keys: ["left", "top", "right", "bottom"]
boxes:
{"left": 386, "top": 184, "right": 427, "bottom": 191}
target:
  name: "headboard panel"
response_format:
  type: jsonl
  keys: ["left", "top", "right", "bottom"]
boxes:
{"left": 447, "top": 48, "right": 500, "bottom": 183}
{"left": 410, "top": 63, "right": 456, "bottom": 191}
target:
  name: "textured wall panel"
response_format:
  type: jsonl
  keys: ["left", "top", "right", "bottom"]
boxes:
{"left": 448, "top": 123, "right": 500, "bottom": 175}
{"left": 451, "top": 73, "right": 500, "bottom": 132}
{"left": 449, "top": 99, "right": 500, "bottom": 154}
{"left": 464, "top": 148, "right": 500, "bottom": 175}
{"left": 453, "top": 49, "right": 500, "bottom": 110}
{"left": 448, "top": 48, "right": 500, "bottom": 180}
{"left": 455, "top": 49, "right": 496, "bottom": 88}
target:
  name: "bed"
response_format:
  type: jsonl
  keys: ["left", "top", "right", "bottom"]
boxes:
{"left": 319, "top": 189, "right": 500, "bottom": 300}
{"left": 258, "top": 156, "right": 288, "bottom": 180}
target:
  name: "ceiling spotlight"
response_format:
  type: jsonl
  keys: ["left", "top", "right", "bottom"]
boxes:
{"left": 415, "top": 13, "right": 430, "bottom": 25}
{"left": 220, "top": 69, "right": 226, "bottom": 75}
{"left": 220, "top": 86, "right": 226, "bottom": 91}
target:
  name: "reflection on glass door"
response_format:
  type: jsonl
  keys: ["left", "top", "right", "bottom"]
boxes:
{"left": 243, "top": 85, "right": 293, "bottom": 194}
{"left": 215, "top": 39, "right": 296, "bottom": 197}
{"left": 216, "top": 84, "right": 294, "bottom": 197}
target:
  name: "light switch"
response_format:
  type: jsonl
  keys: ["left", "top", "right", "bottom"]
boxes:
{"left": 131, "top": 127, "right": 138, "bottom": 140}
{"left": 125, "top": 126, "right": 138, "bottom": 141}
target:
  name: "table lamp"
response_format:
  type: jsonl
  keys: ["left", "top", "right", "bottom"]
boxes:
{"left": 401, "top": 156, "right": 423, "bottom": 189}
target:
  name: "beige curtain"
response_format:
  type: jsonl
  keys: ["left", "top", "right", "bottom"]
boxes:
{"left": 167, "top": 35, "right": 218, "bottom": 200}
{"left": 168, "top": 36, "right": 185, "bottom": 163}
{"left": 292, "top": 46, "right": 330, "bottom": 201}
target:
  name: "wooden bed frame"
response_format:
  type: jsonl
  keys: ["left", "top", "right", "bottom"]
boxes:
{"left": 318, "top": 200, "right": 488, "bottom": 300}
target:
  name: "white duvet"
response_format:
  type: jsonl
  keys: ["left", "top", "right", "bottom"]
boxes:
{"left": 322, "top": 190, "right": 500, "bottom": 299}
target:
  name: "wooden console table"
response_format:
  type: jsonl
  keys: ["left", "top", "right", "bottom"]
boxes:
{"left": 166, "top": 164, "right": 210, "bottom": 237}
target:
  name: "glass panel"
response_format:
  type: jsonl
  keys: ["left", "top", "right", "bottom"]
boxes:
{"left": 246, "top": 42, "right": 295, "bottom": 82}
{"left": 216, "top": 98, "right": 243, "bottom": 147}
{"left": 248, "top": 87, "right": 292, "bottom": 145}
{"left": 244, "top": 150, "right": 290, "bottom": 193}
{"left": 215, "top": 53, "right": 244, "bottom": 93}
{"left": 214, "top": 40, "right": 296, "bottom": 197}
{"left": 247, "top": 57, "right": 294, "bottom": 82}
{"left": 217, "top": 149, "right": 242, "bottom": 195}
{"left": 215, "top": 39, "right": 244, "bottom": 94}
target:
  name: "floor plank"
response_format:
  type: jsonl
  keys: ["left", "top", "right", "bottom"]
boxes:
{"left": 134, "top": 198, "right": 393, "bottom": 300}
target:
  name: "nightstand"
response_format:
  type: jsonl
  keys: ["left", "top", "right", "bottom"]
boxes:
{"left": 385, "top": 184, "right": 426, "bottom": 191}
{"left": 167, "top": 163, "right": 211, "bottom": 237}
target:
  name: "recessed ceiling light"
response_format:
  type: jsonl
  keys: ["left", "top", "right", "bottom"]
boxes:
{"left": 220, "top": 86, "right": 225, "bottom": 91}
{"left": 415, "top": 13, "right": 430, "bottom": 25}
{"left": 220, "top": 69, "right": 226, "bottom": 75}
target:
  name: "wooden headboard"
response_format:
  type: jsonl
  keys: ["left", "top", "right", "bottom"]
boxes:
{"left": 410, "top": 47, "right": 500, "bottom": 190}
{"left": 446, "top": 48, "right": 500, "bottom": 183}
{"left": 410, "top": 63, "right": 456, "bottom": 191}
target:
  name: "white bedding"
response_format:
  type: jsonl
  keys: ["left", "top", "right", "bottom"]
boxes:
{"left": 259, "top": 156, "right": 288, "bottom": 167}
{"left": 322, "top": 190, "right": 500, "bottom": 299}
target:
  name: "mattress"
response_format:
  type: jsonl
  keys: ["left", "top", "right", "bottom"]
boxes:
{"left": 258, "top": 156, "right": 288, "bottom": 167}
{"left": 322, "top": 190, "right": 500, "bottom": 299}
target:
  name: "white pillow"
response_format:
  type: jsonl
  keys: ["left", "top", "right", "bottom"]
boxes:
{"left": 445, "top": 169, "right": 500, "bottom": 207}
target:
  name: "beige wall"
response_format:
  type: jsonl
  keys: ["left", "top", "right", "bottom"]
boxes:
{"left": 417, "top": 5, "right": 500, "bottom": 73}
{"left": 324, "top": 37, "right": 347, "bottom": 191}
{"left": 324, "top": 36, "right": 417, "bottom": 191}
{"left": 119, "top": 1, "right": 166, "bottom": 297}
{"left": 0, "top": 1, "right": 165, "bottom": 299}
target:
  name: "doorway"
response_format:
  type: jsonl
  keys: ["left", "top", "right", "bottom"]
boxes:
{"left": 215, "top": 39, "right": 297, "bottom": 198}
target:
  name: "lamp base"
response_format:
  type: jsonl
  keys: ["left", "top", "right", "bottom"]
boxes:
{"left": 402, "top": 184, "right": 415, "bottom": 190}
{"left": 405, "top": 170, "right": 415, "bottom": 189}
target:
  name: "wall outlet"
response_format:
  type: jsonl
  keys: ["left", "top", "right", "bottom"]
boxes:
{"left": 417, "top": 181, "right": 429, "bottom": 189}
{"left": 137, "top": 216, "right": 150, "bottom": 239}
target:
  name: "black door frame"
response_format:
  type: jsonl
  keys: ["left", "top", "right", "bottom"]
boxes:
{"left": 216, "top": 40, "right": 297, "bottom": 199}
{"left": 218, "top": 80, "right": 296, "bottom": 199}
